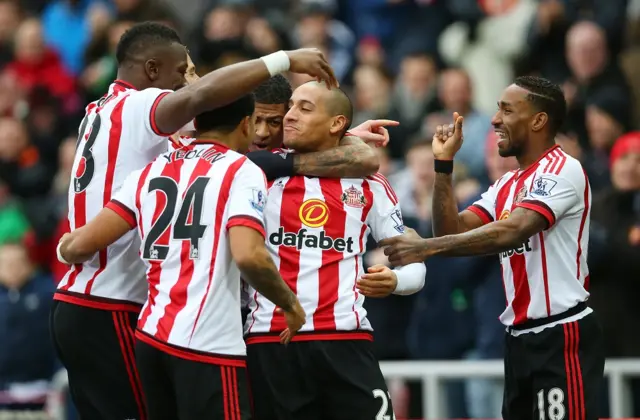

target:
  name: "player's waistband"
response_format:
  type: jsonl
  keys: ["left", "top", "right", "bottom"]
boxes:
{"left": 245, "top": 330, "right": 374, "bottom": 345}
{"left": 507, "top": 301, "right": 588, "bottom": 332}
{"left": 54, "top": 290, "right": 143, "bottom": 313}
{"left": 135, "top": 329, "right": 246, "bottom": 367}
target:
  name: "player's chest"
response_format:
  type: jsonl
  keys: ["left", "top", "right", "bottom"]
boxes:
{"left": 494, "top": 172, "right": 545, "bottom": 220}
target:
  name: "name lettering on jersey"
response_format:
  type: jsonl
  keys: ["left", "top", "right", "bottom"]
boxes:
{"left": 269, "top": 227, "right": 355, "bottom": 253}
{"left": 530, "top": 177, "right": 557, "bottom": 197}
{"left": 499, "top": 239, "right": 533, "bottom": 260}
{"left": 299, "top": 199, "right": 330, "bottom": 228}
{"left": 163, "top": 148, "right": 226, "bottom": 164}
{"left": 341, "top": 185, "right": 367, "bottom": 208}
{"left": 390, "top": 208, "right": 405, "bottom": 233}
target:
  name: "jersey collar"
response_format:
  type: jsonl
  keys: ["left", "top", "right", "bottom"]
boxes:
{"left": 114, "top": 80, "right": 137, "bottom": 90}
{"left": 516, "top": 144, "right": 561, "bottom": 180}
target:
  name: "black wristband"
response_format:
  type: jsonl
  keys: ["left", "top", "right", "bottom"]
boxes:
{"left": 434, "top": 159, "right": 454, "bottom": 174}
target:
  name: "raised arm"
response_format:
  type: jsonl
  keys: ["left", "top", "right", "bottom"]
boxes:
{"left": 293, "top": 135, "right": 379, "bottom": 177}
{"left": 154, "top": 49, "right": 338, "bottom": 135}
{"left": 58, "top": 207, "right": 133, "bottom": 264}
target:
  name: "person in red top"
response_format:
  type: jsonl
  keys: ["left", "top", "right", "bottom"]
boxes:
{"left": 380, "top": 76, "right": 604, "bottom": 420}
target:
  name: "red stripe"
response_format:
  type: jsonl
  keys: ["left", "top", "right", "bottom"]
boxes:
{"left": 246, "top": 331, "right": 373, "bottom": 345}
{"left": 270, "top": 177, "right": 305, "bottom": 332}
{"left": 538, "top": 232, "right": 551, "bottom": 316}
{"left": 572, "top": 322, "right": 585, "bottom": 420}
{"left": 53, "top": 291, "right": 142, "bottom": 312}
{"left": 118, "top": 312, "right": 146, "bottom": 420}
{"left": 221, "top": 366, "right": 230, "bottom": 420}
{"left": 575, "top": 170, "right": 590, "bottom": 282}
{"left": 229, "top": 367, "right": 239, "bottom": 420}
{"left": 367, "top": 175, "right": 397, "bottom": 205}
{"left": 548, "top": 149, "right": 562, "bottom": 174}
{"left": 564, "top": 323, "right": 574, "bottom": 419}
{"left": 106, "top": 200, "right": 137, "bottom": 228}
{"left": 495, "top": 176, "right": 516, "bottom": 310}
{"left": 372, "top": 173, "right": 398, "bottom": 203}
{"left": 569, "top": 322, "right": 580, "bottom": 420}
{"left": 232, "top": 367, "right": 241, "bottom": 420}
{"left": 158, "top": 158, "right": 213, "bottom": 342}
{"left": 509, "top": 174, "right": 531, "bottom": 325}
{"left": 149, "top": 92, "right": 172, "bottom": 136}
{"left": 113, "top": 313, "right": 146, "bottom": 420}
{"left": 139, "top": 161, "right": 180, "bottom": 330}
{"left": 467, "top": 204, "right": 492, "bottom": 225}
{"left": 543, "top": 150, "right": 559, "bottom": 173}
{"left": 189, "top": 157, "right": 244, "bottom": 342}
{"left": 84, "top": 98, "right": 127, "bottom": 294}
{"left": 554, "top": 150, "right": 567, "bottom": 175}
{"left": 353, "top": 180, "right": 374, "bottom": 329}
{"left": 314, "top": 179, "right": 346, "bottom": 330}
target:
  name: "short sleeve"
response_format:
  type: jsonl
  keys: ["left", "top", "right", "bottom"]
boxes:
{"left": 516, "top": 173, "right": 579, "bottom": 228}
{"left": 466, "top": 184, "right": 497, "bottom": 225}
{"left": 226, "top": 160, "right": 268, "bottom": 238}
{"left": 366, "top": 175, "right": 405, "bottom": 243}
{"left": 124, "top": 88, "right": 173, "bottom": 148}
{"left": 105, "top": 170, "right": 140, "bottom": 229}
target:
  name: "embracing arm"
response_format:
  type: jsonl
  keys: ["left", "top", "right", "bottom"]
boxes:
{"left": 293, "top": 135, "right": 379, "bottom": 177}
{"left": 432, "top": 172, "right": 485, "bottom": 236}
{"left": 58, "top": 207, "right": 133, "bottom": 264}
{"left": 427, "top": 207, "right": 548, "bottom": 257}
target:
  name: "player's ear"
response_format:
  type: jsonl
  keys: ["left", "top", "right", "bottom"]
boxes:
{"left": 329, "top": 115, "right": 347, "bottom": 136}
{"left": 145, "top": 58, "right": 160, "bottom": 82}
{"left": 240, "top": 116, "right": 251, "bottom": 138}
{"left": 531, "top": 112, "right": 548, "bottom": 133}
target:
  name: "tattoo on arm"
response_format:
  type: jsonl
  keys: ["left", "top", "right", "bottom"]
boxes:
{"left": 292, "top": 136, "right": 378, "bottom": 178}
{"left": 432, "top": 173, "right": 463, "bottom": 237}
{"left": 429, "top": 208, "right": 548, "bottom": 257}
{"left": 239, "top": 249, "right": 297, "bottom": 311}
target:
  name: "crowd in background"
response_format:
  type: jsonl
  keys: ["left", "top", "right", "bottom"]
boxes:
{"left": 0, "top": 0, "right": 639, "bottom": 418}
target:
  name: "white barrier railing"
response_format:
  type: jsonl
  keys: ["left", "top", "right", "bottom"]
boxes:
{"left": 380, "top": 359, "right": 640, "bottom": 419}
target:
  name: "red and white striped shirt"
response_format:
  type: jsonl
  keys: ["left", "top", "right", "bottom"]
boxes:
{"left": 466, "top": 145, "right": 591, "bottom": 327}
{"left": 55, "top": 80, "right": 173, "bottom": 312}
{"left": 108, "top": 142, "right": 266, "bottom": 363}
{"left": 245, "top": 168, "right": 407, "bottom": 344}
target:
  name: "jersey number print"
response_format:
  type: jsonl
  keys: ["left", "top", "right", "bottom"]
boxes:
{"left": 143, "top": 176, "right": 210, "bottom": 261}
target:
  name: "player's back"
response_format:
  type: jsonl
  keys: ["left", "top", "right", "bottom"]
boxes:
{"left": 245, "top": 171, "right": 404, "bottom": 341}
{"left": 129, "top": 142, "right": 259, "bottom": 357}
{"left": 56, "top": 81, "right": 173, "bottom": 310}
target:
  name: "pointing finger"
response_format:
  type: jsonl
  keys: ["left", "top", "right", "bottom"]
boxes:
{"left": 368, "top": 119, "right": 400, "bottom": 128}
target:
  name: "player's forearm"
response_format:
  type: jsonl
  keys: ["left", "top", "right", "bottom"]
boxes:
{"left": 238, "top": 249, "right": 298, "bottom": 311}
{"left": 293, "top": 138, "right": 379, "bottom": 178}
{"left": 392, "top": 263, "right": 426, "bottom": 296}
{"left": 432, "top": 173, "right": 464, "bottom": 237}
{"left": 427, "top": 220, "right": 526, "bottom": 257}
{"left": 59, "top": 229, "right": 97, "bottom": 264}
{"left": 156, "top": 59, "right": 272, "bottom": 135}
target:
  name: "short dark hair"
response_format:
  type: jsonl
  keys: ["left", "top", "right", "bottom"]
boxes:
{"left": 195, "top": 94, "right": 255, "bottom": 134}
{"left": 116, "top": 21, "right": 182, "bottom": 65}
{"left": 514, "top": 76, "right": 567, "bottom": 134}
{"left": 324, "top": 85, "right": 353, "bottom": 134}
{"left": 253, "top": 75, "right": 292, "bottom": 105}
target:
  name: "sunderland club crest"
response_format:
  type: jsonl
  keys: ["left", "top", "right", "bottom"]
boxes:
{"left": 341, "top": 185, "right": 367, "bottom": 208}
{"left": 514, "top": 185, "right": 527, "bottom": 204}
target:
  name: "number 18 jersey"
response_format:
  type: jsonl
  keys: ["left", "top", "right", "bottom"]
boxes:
{"left": 107, "top": 142, "right": 267, "bottom": 360}
{"left": 55, "top": 80, "right": 173, "bottom": 311}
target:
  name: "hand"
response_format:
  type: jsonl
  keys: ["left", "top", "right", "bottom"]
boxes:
{"left": 278, "top": 299, "right": 306, "bottom": 344}
{"left": 432, "top": 112, "right": 464, "bottom": 160}
{"left": 356, "top": 264, "right": 398, "bottom": 298}
{"left": 286, "top": 48, "right": 339, "bottom": 89}
{"left": 378, "top": 228, "right": 430, "bottom": 266}
{"left": 349, "top": 119, "right": 399, "bottom": 147}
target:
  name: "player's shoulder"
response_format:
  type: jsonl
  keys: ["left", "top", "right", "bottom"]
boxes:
{"left": 365, "top": 173, "right": 399, "bottom": 204}
{"left": 536, "top": 147, "right": 585, "bottom": 182}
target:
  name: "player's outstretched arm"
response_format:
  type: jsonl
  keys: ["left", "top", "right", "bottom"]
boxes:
{"left": 292, "top": 135, "right": 379, "bottom": 178}
{"left": 58, "top": 208, "right": 133, "bottom": 264}
{"left": 229, "top": 226, "right": 306, "bottom": 342}
{"left": 153, "top": 49, "right": 338, "bottom": 135}
{"left": 380, "top": 207, "right": 548, "bottom": 266}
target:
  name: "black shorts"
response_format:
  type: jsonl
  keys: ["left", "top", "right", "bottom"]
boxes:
{"left": 135, "top": 339, "right": 251, "bottom": 420}
{"left": 50, "top": 300, "right": 146, "bottom": 420}
{"left": 246, "top": 338, "right": 392, "bottom": 420}
{"left": 503, "top": 311, "right": 605, "bottom": 420}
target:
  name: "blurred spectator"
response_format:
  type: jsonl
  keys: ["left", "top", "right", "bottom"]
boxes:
{"left": 425, "top": 68, "right": 492, "bottom": 180}
{"left": 4, "top": 19, "right": 78, "bottom": 104}
{"left": 563, "top": 21, "right": 633, "bottom": 145}
{"left": 293, "top": 0, "right": 356, "bottom": 83}
{"left": 588, "top": 132, "right": 640, "bottom": 415}
{"left": 0, "top": 242, "right": 57, "bottom": 410}
{"left": 0, "top": 181, "right": 30, "bottom": 245}
{"left": 352, "top": 64, "right": 392, "bottom": 124}
{"left": 0, "top": 0, "right": 23, "bottom": 68}
{"left": 113, "top": 0, "right": 177, "bottom": 24}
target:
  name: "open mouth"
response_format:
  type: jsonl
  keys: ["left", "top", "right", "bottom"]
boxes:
{"left": 252, "top": 142, "right": 270, "bottom": 150}
{"left": 494, "top": 129, "right": 508, "bottom": 145}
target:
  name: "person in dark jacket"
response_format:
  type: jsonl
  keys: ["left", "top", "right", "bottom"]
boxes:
{"left": 0, "top": 242, "right": 57, "bottom": 410}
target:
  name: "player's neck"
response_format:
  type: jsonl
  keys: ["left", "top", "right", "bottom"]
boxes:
{"left": 195, "top": 132, "right": 241, "bottom": 151}
{"left": 516, "top": 139, "right": 557, "bottom": 169}
{"left": 114, "top": 69, "right": 144, "bottom": 91}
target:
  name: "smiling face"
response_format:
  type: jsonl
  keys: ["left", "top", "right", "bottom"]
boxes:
{"left": 492, "top": 84, "right": 542, "bottom": 158}
{"left": 250, "top": 102, "right": 287, "bottom": 151}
